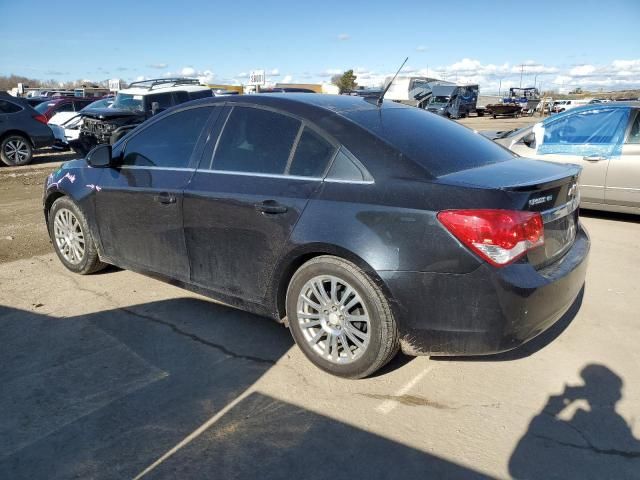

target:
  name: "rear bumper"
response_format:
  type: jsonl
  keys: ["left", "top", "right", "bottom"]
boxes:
{"left": 31, "top": 130, "right": 55, "bottom": 149}
{"left": 379, "top": 223, "right": 590, "bottom": 356}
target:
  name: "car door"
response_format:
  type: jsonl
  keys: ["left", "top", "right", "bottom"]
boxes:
{"left": 94, "top": 105, "right": 217, "bottom": 279}
{"left": 521, "top": 108, "right": 630, "bottom": 204}
{"left": 605, "top": 109, "right": 640, "bottom": 209}
{"left": 183, "top": 105, "right": 337, "bottom": 304}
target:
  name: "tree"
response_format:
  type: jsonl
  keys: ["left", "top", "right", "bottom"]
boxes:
{"left": 331, "top": 70, "right": 358, "bottom": 94}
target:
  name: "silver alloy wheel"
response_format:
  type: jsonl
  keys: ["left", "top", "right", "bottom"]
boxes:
{"left": 4, "top": 138, "right": 29, "bottom": 164}
{"left": 53, "top": 208, "right": 85, "bottom": 265}
{"left": 296, "top": 275, "right": 371, "bottom": 364}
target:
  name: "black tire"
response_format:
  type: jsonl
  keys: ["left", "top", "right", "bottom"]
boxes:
{"left": 48, "top": 196, "right": 106, "bottom": 275}
{"left": 1, "top": 134, "right": 33, "bottom": 166}
{"left": 286, "top": 255, "right": 399, "bottom": 379}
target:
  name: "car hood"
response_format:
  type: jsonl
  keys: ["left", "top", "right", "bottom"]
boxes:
{"left": 80, "top": 108, "right": 144, "bottom": 120}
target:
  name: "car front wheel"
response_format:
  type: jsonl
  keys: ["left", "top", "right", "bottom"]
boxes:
{"left": 286, "top": 256, "right": 399, "bottom": 378}
{"left": 1, "top": 135, "right": 33, "bottom": 166}
{"left": 49, "top": 196, "right": 106, "bottom": 274}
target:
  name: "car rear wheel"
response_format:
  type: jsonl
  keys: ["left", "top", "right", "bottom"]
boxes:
{"left": 49, "top": 197, "right": 106, "bottom": 274}
{"left": 1, "top": 135, "right": 33, "bottom": 166}
{"left": 286, "top": 256, "right": 399, "bottom": 378}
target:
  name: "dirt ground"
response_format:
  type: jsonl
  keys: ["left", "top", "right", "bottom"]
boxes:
{"left": 0, "top": 150, "right": 76, "bottom": 263}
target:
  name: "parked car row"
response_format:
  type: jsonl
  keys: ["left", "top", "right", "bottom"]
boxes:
{"left": 0, "top": 96, "right": 54, "bottom": 166}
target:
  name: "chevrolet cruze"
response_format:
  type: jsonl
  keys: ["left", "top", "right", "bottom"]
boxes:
{"left": 44, "top": 94, "right": 589, "bottom": 378}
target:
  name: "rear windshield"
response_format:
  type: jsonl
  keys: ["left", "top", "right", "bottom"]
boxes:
{"left": 35, "top": 101, "right": 57, "bottom": 113}
{"left": 346, "top": 107, "right": 515, "bottom": 177}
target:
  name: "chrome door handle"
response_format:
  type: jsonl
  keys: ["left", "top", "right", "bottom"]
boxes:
{"left": 154, "top": 192, "right": 177, "bottom": 204}
{"left": 583, "top": 155, "right": 607, "bottom": 162}
{"left": 254, "top": 200, "right": 288, "bottom": 214}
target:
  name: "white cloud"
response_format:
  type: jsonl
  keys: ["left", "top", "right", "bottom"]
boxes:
{"left": 148, "top": 63, "right": 168, "bottom": 69}
{"left": 416, "top": 45, "right": 428, "bottom": 52}
{"left": 181, "top": 67, "right": 197, "bottom": 76}
{"left": 237, "top": 72, "right": 249, "bottom": 78}
{"left": 282, "top": 75, "right": 293, "bottom": 83}
{"left": 269, "top": 68, "right": 280, "bottom": 76}
{"left": 337, "top": 33, "right": 350, "bottom": 41}
{"left": 611, "top": 59, "right": 640, "bottom": 72}
{"left": 569, "top": 64, "right": 596, "bottom": 76}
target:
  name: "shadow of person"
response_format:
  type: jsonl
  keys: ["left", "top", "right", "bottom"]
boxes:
{"left": 509, "top": 364, "right": 640, "bottom": 480}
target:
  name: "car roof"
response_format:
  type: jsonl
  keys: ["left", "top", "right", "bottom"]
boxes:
{"left": 544, "top": 101, "right": 639, "bottom": 121}
{"left": 119, "top": 84, "right": 211, "bottom": 95}
{"left": 203, "top": 93, "right": 408, "bottom": 114}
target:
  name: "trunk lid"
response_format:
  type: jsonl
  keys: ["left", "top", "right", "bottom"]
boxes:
{"left": 437, "top": 158, "right": 581, "bottom": 268}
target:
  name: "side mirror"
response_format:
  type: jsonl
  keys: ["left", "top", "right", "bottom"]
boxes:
{"left": 151, "top": 101, "right": 161, "bottom": 116}
{"left": 523, "top": 132, "right": 536, "bottom": 148}
{"left": 86, "top": 144, "right": 112, "bottom": 168}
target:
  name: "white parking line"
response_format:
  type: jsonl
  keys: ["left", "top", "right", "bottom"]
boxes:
{"left": 375, "top": 364, "right": 436, "bottom": 414}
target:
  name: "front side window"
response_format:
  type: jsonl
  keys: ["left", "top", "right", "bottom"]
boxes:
{"left": 213, "top": 107, "right": 301, "bottom": 174}
{"left": 543, "top": 108, "right": 630, "bottom": 145}
{"left": 288, "top": 127, "right": 335, "bottom": 177}
{"left": 122, "top": 107, "right": 213, "bottom": 168}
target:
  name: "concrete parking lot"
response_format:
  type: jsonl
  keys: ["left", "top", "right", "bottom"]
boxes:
{"left": 1, "top": 119, "right": 639, "bottom": 479}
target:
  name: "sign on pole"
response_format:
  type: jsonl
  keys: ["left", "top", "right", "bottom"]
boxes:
{"left": 249, "top": 70, "right": 266, "bottom": 86}
{"left": 108, "top": 79, "right": 122, "bottom": 92}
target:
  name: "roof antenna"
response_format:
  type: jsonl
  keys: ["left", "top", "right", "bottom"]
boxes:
{"left": 377, "top": 57, "right": 408, "bottom": 107}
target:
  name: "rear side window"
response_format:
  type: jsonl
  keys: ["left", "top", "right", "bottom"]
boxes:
{"left": 147, "top": 92, "right": 174, "bottom": 110}
{"left": 123, "top": 107, "right": 213, "bottom": 168}
{"left": 189, "top": 89, "right": 213, "bottom": 100}
{"left": 326, "top": 149, "right": 372, "bottom": 182}
{"left": 626, "top": 112, "right": 640, "bottom": 144}
{"left": 0, "top": 100, "right": 22, "bottom": 113}
{"left": 288, "top": 127, "right": 335, "bottom": 177}
{"left": 213, "top": 107, "right": 300, "bottom": 174}
{"left": 346, "top": 107, "right": 514, "bottom": 177}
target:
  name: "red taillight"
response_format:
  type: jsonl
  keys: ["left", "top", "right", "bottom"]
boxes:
{"left": 437, "top": 209, "right": 544, "bottom": 267}
{"left": 33, "top": 114, "right": 48, "bottom": 124}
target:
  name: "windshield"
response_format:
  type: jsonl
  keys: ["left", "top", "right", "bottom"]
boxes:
{"left": 81, "top": 98, "right": 113, "bottom": 111}
{"left": 346, "top": 106, "right": 514, "bottom": 177}
{"left": 430, "top": 96, "right": 450, "bottom": 104}
{"left": 111, "top": 93, "right": 144, "bottom": 112}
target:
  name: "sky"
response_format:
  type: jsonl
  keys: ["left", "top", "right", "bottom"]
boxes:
{"left": 1, "top": 0, "right": 639, "bottom": 93}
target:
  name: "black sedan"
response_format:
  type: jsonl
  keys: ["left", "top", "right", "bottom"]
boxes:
{"left": 43, "top": 94, "right": 589, "bottom": 378}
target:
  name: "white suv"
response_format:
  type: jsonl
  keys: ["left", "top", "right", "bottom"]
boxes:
{"left": 70, "top": 78, "right": 212, "bottom": 155}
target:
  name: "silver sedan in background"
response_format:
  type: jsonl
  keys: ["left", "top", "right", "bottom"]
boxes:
{"left": 491, "top": 103, "right": 640, "bottom": 214}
